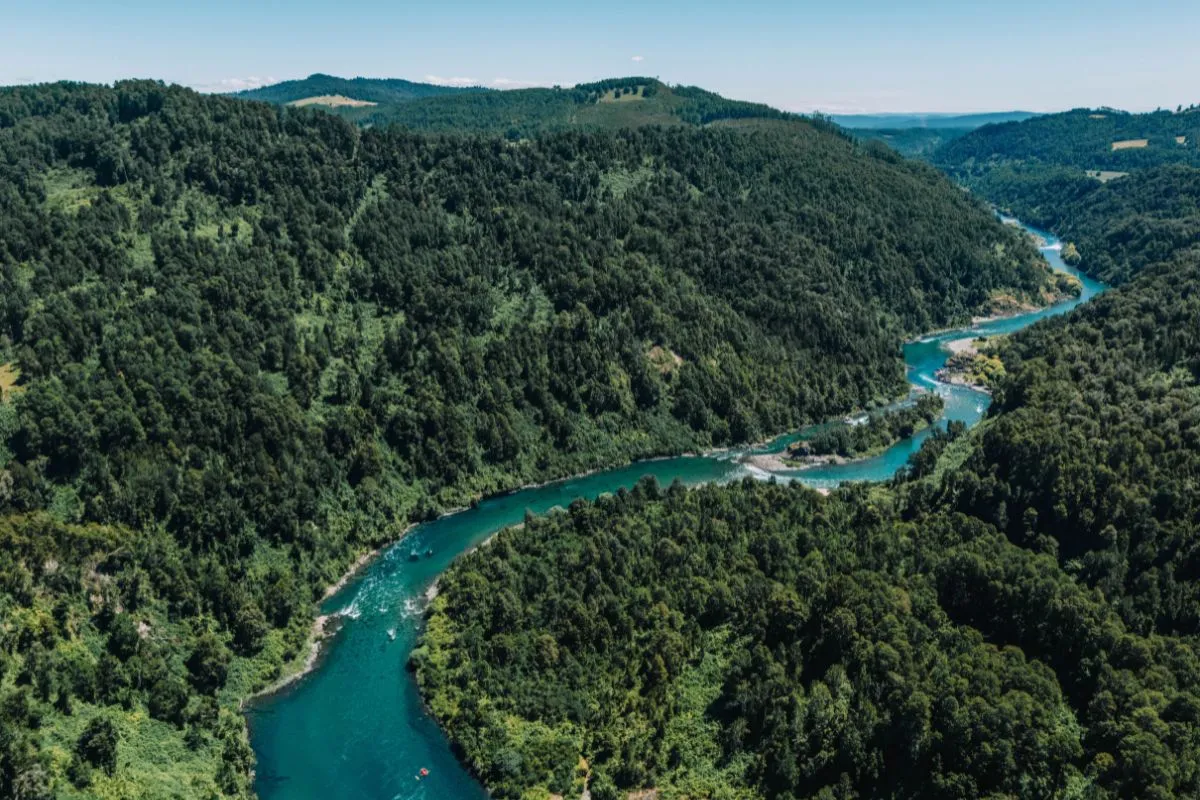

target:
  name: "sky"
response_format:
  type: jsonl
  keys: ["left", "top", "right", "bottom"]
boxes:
{"left": 3, "top": 0, "right": 1199, "bottom": 114}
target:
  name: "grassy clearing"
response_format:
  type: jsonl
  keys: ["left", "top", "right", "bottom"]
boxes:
{"left": 0, "top": 362, "right": 22, "bottom": 401}
{"left": 288, "top": 94, "right": 378, "bottom": 108}
{"left": 599, "top": 164, "right": 655, "bottom": 200}
{"left": 1112, "top": 138, "right": 1149, "bottom": 151}
{"left": 647, "top": 345, "right": 684, "bottom": 375}
{"left": 1086, "top": 170, "right": 1129, "bottom": 183}
{"left": 598, "top": 86, "right": 647, "bottom": 103}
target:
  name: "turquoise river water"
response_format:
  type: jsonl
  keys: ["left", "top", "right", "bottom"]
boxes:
{"left": 247, "top": 222, "right": 1106, "bottom": 800}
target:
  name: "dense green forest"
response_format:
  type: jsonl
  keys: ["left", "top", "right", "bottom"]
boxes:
{"left": 789, "top": 393, "right": 944, "bottom": 460}
{"left": 935, "top": 107, "right": 1200, "bottom": 174}
{"left": 238, "top": 76, "right": 796, "bottom": 138}
{"left": 417, "top": 245, "right": 1200, "bottom": 800}
{"left": 0, "top": 80, "right": 1054, "bottom": 797}
{"left": 972, "top": 165, "right": 1200, "bottom": 284}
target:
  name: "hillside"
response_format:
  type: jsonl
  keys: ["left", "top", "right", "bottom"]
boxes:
{"left": 974, "top": 164, "right": 1200, "bottom": 284}
{"left": 837, "top": 114, "right": 1039, "bottom": 160}
{"left": 231, "top": 73, "right": 481, "bottom": 106}
{"left": 936, "top": 106, "right": 1200, "bottom": 174}
{"left": 849, "top": 127, "right": 973, "bottom": 158}
{"left": 932, "top": 107, "right": 1200, "bottom": 284}
{"left": 415, "top": 241, "right": 1200, "bottom": 800}
{"left": 240, "top": 75, "right": 797, "bottom": 137}
{"left": 0, "top": 79, "right": 1060, "bottom": 798}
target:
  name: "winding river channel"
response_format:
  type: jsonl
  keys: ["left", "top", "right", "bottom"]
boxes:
{"left": 247, "top": 222, "right": 1106, "bottom": 800}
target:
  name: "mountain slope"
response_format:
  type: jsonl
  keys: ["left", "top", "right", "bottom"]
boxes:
{"left": 0, "top": 79, "right": 1058, "bottom": 797}
{"left": 848, "top": 126, "right": 974, "bottom": 159}
{"left": 970, "top": 164, "right": 1200, "bottom": 284}
{"left": 936, "top": 107, "right": 1200, "bottom": 174}
{"left": 240, "top": 76, "right": 796, "bottom": 137}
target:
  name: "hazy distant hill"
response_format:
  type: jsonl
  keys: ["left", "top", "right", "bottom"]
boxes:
{"left": 236, "top": 74, "right": 796, "bottom": 137}
{"left": 360, "top": 77, "right": 795, "bottom": 136}
{"left": 848, "top": 127, "right": 972, "bottom": 159}
{"left": 832, "top": 112, "right": 1039, "bottom": 159}
{"left": 831, "top": 111, "right": 1038, "bottom": 130}
{"left": 232, "top": 73, "right": 483, "bottom": 106}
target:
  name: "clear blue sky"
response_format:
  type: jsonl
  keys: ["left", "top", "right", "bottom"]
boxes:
{"left": 4, "top": 0, "right": 1198, "bottom": 113}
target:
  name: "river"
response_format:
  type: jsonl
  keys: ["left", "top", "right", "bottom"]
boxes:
{"left": 246, "top": 221, "right": 1106, "bottom": 800}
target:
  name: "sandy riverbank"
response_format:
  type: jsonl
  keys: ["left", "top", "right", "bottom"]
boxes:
{"left": 935, "top": 337, "right": 995, "bottom": 395}
{"left": 742, "top": 452, "right": 849, "bottom": 472}
{"left": 944, "top": 336, "right": 983, "bottom": 356}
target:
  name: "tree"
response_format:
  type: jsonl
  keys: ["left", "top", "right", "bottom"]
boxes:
{"left": 76, "top": 716, "right": 119, "bottom": 776}
{"left": 185, "top": 633, "right": 230, "bottom": 695}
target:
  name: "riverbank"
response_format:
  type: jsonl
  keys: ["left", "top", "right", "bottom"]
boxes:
{"left": 935, "top": 336, "right": 1002, "bottom": 394}
{"left": 243, "top": 425, "right": 847, "bottom": 708}
{"left": 243, "top": 615, "right": 340, "bottom": 705}
{"left": 242, "top": 457, "right": 698, "bottom": 706}
{"left": 244, "top": 534, "right": 407, "bottom": 704}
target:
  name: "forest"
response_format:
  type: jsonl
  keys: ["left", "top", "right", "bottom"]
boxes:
{"left": 415, "top": 97, "right": 1200, "bottom": 800}
{"left": 935, "top": 107, "right": 1200, "bottom": 174}
{"left": 238, "top": 76, "right": 797, "bottom": 138}
{"left": 0, "top": 80, "right": 1055, "bottom": 798}
{"left": 845, "top": 127, "right": 972, "bottom": 159}
{"left": 788, "top": 393, "right": 944, "bottom": 461}
{"left": 932, "top": 107, "right": 1200, "bottom": 288}
{"left": 951, "top": 164, "right": 1200, "bottom": 285}
{"left": 417, "top": 246, "right": 1200, "bottom": 800}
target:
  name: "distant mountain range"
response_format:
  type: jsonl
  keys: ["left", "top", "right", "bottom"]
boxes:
{"left": 233, "top": 77, "right": 1044, "bottom": 146}
{"left": 232, "top": 73, "right": 483, "bottom": 106}
{"left": 829, "top": 111, "right": 1039, "bottom": 130}
{"left": 231, "top": 73, "right": 799, "bottom": 138}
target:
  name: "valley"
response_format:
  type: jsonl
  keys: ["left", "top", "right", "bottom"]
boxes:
{"left": 1, "top": 44, "right": 1198, "bottom": 800}
{"left": 247, "top": 220, "right": 1108, "bottom": 799}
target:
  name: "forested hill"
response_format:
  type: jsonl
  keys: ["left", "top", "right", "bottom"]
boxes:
{"left": 231, "top": 73, "right": 481, "bottom": 106}
{"left": 935, "top": 106, "right": 1200, "bottom": 174}
{"left": 238, "top": 75, "right": 796, "bottom": 137}
{"left": 415, "top": 249, "right": 1200, "bottom": 800}
{"left": 930, "top": 106, "right": 1200, "bottom": 286}
{"left": 0, "top": 80, "right": 1055, "bottom": 797}
{"left": 973, "top": 164, "right": 1200, "bottom": 284}
{"left": 837, "top": 112, "right": 1039, "bottom": 160}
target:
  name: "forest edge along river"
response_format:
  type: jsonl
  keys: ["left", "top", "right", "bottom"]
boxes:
{"left": 246, "top": 220, "right": 1107, "bottom": 800}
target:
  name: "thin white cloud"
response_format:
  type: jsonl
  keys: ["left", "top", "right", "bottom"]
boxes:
{"left": 424, "top": 74, "right": 480, "bottom": 87}
{"left": 490, "top": 77, "right": 540, "bottom": 88}
{"left": 192, "top": 76, "right": 278, "bottom": 94}
{"left": 631, "top": 55, "right": 645, "bottom": 62}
